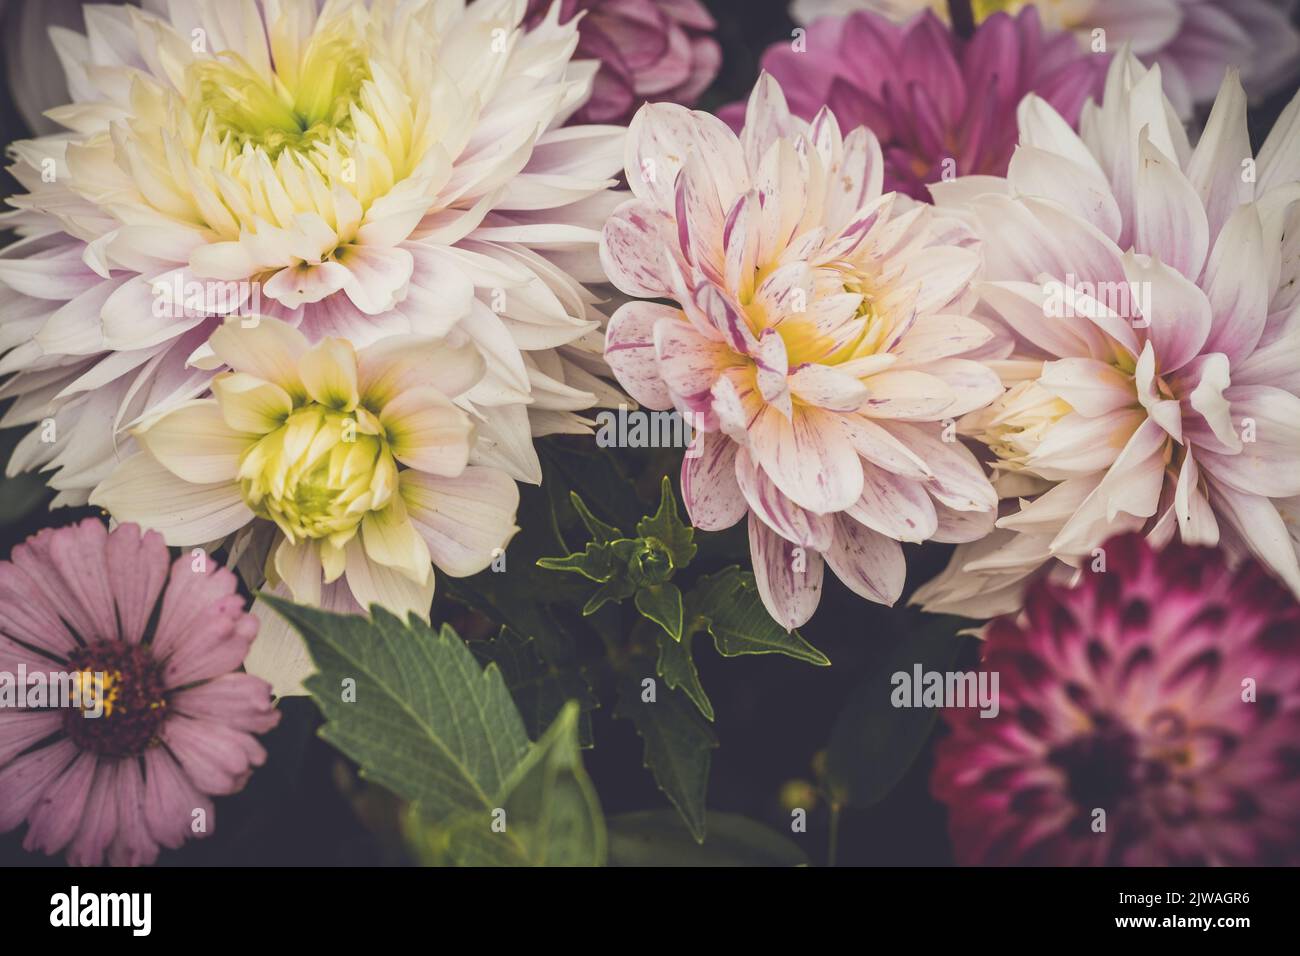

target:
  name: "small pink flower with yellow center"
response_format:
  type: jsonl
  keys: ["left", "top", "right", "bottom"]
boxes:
{"left": 90, "top": 318, "right": 519, "bottom": 696}
{"left": 600, "top": 74, "right": 1003, "bottom": 629}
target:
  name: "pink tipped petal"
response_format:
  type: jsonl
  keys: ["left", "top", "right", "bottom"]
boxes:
{"left": 748, "top": 513, "right": 824, "bottom": 630}
{"left": 681, "top": 430, "right": 747, "bottom": 531}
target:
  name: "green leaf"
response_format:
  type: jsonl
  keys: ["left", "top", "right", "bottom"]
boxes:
{"left": 403, "top": 703, "right": 605, "bottom": 866}
{"left": 615, "top": 674, "right": 717, "bottom": 842}
{"left": 436, "top": 702, "right": 606, "bottom": 866}
{"left": 536, "top": 541, "right": 618, "bottom": 582}
{"left": 688, "top": 567, "right": 830, "bottom": 666}
{"left": 607, "top": 811, "right": 809, "bottom": 867}
{"left": 824, "top": 616, "right": 968, "bottom": 809}
{"left": 568, "top": 492, "right": 622, "bottom": 545}
{"left": 635, "top": 475, "right": 696, "bottom": 569}
{"left": 582, "top": 574, "right": 638, "bottom": 615}
{"left": 471, "top": 627, "right": 597, "bottom": 747}
{"left": 635, "top": 581, "right": 684, "bottom": 642}
{"left": 655, "top": 631, "right": 713, "bottom": 721}
{"left": 266, "top": 597, "right": 530, "bottom": 824}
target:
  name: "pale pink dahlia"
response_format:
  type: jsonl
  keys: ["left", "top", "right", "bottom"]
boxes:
{"left": 0, "top": 0, "right": 625, "bottom": 506}
{"left": 720, "top": 8, "right": 1108, "bottom": 200}
{"left": 601, "top": 75, "right": 1002, "bottom": 629}
{"left": 933, "top": 533, "right": 1300, "bottom": 866}
{"left": 524, "top": 0, "right": 721, "bottom": 124}
{"left": 791, "top": 0, "right": 1300, "bottom": 118}
{"left": 0, "top": 519, "right": 278, "bottom": 866}
{"left": 915, "top": 53, "right": 1300, "bottom": 618}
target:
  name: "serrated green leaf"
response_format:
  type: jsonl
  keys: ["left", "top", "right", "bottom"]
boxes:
{"left": 635, "top": 581, "right": 684, "bottom": 642}
{"left": 266, "top": 597, "right": 531, "bottom": 824}
{"left": 655, "top": 631, "right": 713, "bottom": 721}
{"left": 472, "top": 627, "right": 597, "bottom": 747}
{"left": 494, "top": 701, "right": 605, "bottom": 865}
{"left": 615, "top": 674, "right": 717, "bottom": 842}
{"left": 607, "top": 810, "right": 809, "bottom": 867}
{"left": 688, "top": 567, "right": 831, "bottom": 666}
{"left": 825, "top": 616, "right": 968, "bottom": 809}
{"left": 636, "top": 475, "right": 696, "bottom": 569}
{"left": 438, "top": 702, "right": 606, "bottom": 866}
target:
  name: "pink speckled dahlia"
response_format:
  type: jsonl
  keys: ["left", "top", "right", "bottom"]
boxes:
{"left": 791, "top": 0, "right": 1300, "bottom": 118}
{"left": 933, "top": 533, "right": 1300, "bottom": 865}
{"left": 720, "top": 8, "right": 1108, "bottom": 200}
{"left": 915, "top": 53, "right": 1300, "bottom": 619}
{"left": 0, "top": 519, "right": 278, "bottom": 866}
{"left": 601, "top": 75, "right": 1002, "bottom": 629}
{"left": 525, "top": 0, "right": 721, "bottom": 124}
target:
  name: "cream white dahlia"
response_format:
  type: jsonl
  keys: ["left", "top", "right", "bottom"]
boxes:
{"left": 0, "top": 0, "right": 625, "bottom": 505}
{"left": 601, "top": 74, "right": 1002, "bottom": 629}
{"left": 90, "top": 318, "right": 520, "bottom": 696}
{"left": 914, "top": 52, "right": 1300, "bottom": 618}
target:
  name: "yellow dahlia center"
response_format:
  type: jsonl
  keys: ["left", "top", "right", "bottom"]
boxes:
{"left": 187, "top": 35, "right": 369, "bottom": 157}
{"left": 238, "top": 404, "right": 395, "bottom": 545}
{"left": 973, "top": 380, "right": 1073, "bottom": 471}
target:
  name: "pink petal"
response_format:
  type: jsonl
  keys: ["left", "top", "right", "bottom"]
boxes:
{"left": 748, "top": 513, "right": 824, "bottom": 630}
{"left": 824, "top": 515, "right": 906, "bottom": 606}
{"left": 681, "top": 430, "right": 746, "bottom": 531}
{"left": 605, "top": 301, "right": 676, "bottom": 410}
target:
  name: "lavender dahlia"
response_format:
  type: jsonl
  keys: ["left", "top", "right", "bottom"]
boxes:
{"left": 932, "top": 533, "right": 1300, "bottom": 865}
{"left": 720, "top": 8, "right": 1108, "bottom": 200}
{"left": 525, "top": 0, "right": 722, "bottom": 124}
{"left": 0, "top": 520, "right": 278, "bottom": 866}
{"left": 791, "top": 0, "right": 1300, "bottom": 118}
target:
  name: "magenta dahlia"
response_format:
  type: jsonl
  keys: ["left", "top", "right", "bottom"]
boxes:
{"left": 932, "top": 533, "right": 1300, "bottom": 865}
{"left": 0, "top": 519, "right": 278, "bottom": 865}
{"left": 526, "top": 0, "right": 722, "bottom": 124}
{"left": 720, "top": 7, "right": 1108, "bottom": 200}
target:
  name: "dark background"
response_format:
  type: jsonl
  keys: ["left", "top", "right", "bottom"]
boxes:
{"left": 0, "top": 0, "right": 1295, "bottom": 867}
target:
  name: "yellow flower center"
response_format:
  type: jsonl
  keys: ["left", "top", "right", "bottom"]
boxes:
{"left": 237, "top": 404, "right": 396, "bottom": 547}
{"left": 971, "top": 380, "right": 1073, "bottom": 471}
{"left": 187, "top": 35, "right": 369, "bottom": 159}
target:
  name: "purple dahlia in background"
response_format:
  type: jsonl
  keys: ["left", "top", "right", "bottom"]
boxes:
{"left": 932, "top": 534, "right": 1300, "bottom": 866}
{"left": 526, "top": 0, "right": 722, "bottom": 124}
{"left": 0, "top": 520, "right": 278, "bottom": 865}
{"left": 720, "top": 8, "right": 1108, "bottom": 200}
{"left": 791, "top": 0, "right": 1300, "bottom": 118}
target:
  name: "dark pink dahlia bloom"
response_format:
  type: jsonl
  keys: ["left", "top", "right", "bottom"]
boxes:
{"left": 526, "top": 0, "right": 721, "bottom": 124}
{"left": 0, "top": 520, "right": 278, "bottom": 865}
{"left": 720, "top": 8, "right": 1108, "bottom": 200}
{"left": 932, "top": 533, "right": 1300, "bottom": 866}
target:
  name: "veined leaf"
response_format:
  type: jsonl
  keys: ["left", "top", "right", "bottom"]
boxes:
{"left": 472, "top": 626, "right": 597, "bottom": 747}
{"left": 687, "top": 567, "right": 831, "bottom": 666}
{"left": 615, "top": 674, "right": 717, "bottom": 842}
{"left": 436, "top": 702, "right": 606, "bottom": 866}
{"left": 635, "top": 581, "right": 684, "bottom": 642}
{"left": 266, "top": 598, "right": 530, "bottom": 824}
{"left": 655, "top": 631, "right": 713, "bottom": 721}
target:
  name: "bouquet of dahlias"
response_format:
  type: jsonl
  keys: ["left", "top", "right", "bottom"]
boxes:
{"left": 0, "top": 0, "right": 1296, "bottom": 882}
